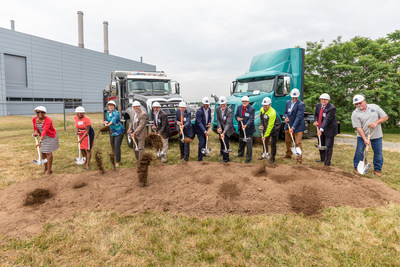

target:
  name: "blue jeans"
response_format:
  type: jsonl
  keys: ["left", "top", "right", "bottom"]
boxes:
{"left": 353, "top": 137, "right": 383, "bottom": 171}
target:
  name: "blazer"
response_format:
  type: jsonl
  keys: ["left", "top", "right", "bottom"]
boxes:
{"left": 129, "top": 108, "right": 147, "bottom": 140}
{"left": 151, "top": 110, "right": 171, "bottom": 139}
{"left": 33, "top": 116, "right": 57, "bottom": 138}
{"left": 194, "top": 106, "right": 212, "bottom": 135}
{"left": 174, "top": 109, "right": 194, "bottom": 138}
{"left": 235, "top": 104, "right": 255, "bottom": 135}
{"left": 284, "top": 100, "right": 306, "bottom": 133}
{"left": 314, "top": 102, "right": 338, "bottom": 137}
{"left": 216, "top": 106, "right": 235, "bottom": 137}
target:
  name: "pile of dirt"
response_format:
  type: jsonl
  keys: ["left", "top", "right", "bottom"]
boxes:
{"left": 1, "top": 162, "right": 400, "bottom": 238}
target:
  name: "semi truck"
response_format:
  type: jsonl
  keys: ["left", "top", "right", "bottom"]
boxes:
{"left": 103, "top": 71, "right": 184, "bottom": 148}
{"left": 212, "top": 47, "right": 316, "bottom": 138}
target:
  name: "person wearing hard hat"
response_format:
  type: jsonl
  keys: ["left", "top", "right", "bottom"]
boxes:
{"left": 312, "top": 93, "right": 338, "bottom": 166}
{"left": 32, "top": 106, "right": 59, "bottom": 175}
{"left": 216, "top": 96, "right": 234, "bottom": 163}
{"left": 75, "top": 106, "right": 95, "bottom": 170}
{"left": 128, "top": 101, "right": 147, "bottom": 161}
{"left": 258, "top": 97, "right": 281, "bottom": 164}
{"left": 235, "top": 95, "right": 255, "bottom": 163}
{"left": 351, "top": 94, "right": 388, "bottom": 176}
{"left": 283, "top": 88, "right": 306, "bottom": 164}
{"left": 104, "top": 100, "right": 125, "bottom": 167}
{"left": 175, "top": 101, "right": 193, "bottom": 164}
{"left": 194, "top": 97, "right": 212, "bottom": 161}
{"left": 151, "top": 101, "right": 171, "bottom": 163}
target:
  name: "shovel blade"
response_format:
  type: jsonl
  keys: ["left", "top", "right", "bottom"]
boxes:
{"left": 357, "top": 161, "right": 365, "bottom": 174}
{"left": 75, "top": 157, "right": 86, "bottom": 165}
{"left": 241, "top": 137, "right": 250, "bottom": 143}
{"left": 262, "top": 153, "right": 271, "bottom": 159}
{"left": 291, "top": 147, "right": 302, "bottom": 156}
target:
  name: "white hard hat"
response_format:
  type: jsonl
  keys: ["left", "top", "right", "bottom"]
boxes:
{"left": 152, "top": 101, "right": 161, "bottom": 108}
{"left": 319, "top": 93, "right": 330, "bottom": 100}
{"left": 179, "top": 101, "right": 187, "bottom": 108}
{"left": 75, "top": 106, "right": 85, "bottom": 113}
{"left": 107, "top": 100, "right": 117, "bottom": 107}
{"left": 262, "top": 97, "right": 271, "bottom": 106}
{"left": 34, "top": 106, "right": 47, "bottom": 113}
{"left": 219, "top": 96, "right": 227, "bottom": 104}
{"left": 241, "top": 95, "right": 249, "bottom": 102}
{"left": 132, "top": 101, "right": 141, "bottom": 107}
{"left": 202, "top": 97, "right": 210, "bottom": 105}
{"left": 353, "top": 94, "right": 365, "bottom": 104}
{"left": 290, "top": 88, "right": 300, "bottom": 98}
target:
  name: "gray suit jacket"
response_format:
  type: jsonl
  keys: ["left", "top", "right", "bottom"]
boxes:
{"left": 216, "top": 106, "right": 235, "bottom": 137}
{"left": 129, "top": 108, "right": 147, "bottom": 140}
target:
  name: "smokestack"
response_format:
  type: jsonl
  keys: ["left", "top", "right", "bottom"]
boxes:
{"left": 103, "top": 21, "right": 109, "bottom": 54}
{"left": 77, "top": 11, "right": 84, "bottom": 48}
{"left": 10, "top": 20, "right": 15, "bottom": 31}
{"left": 140, "top": 56, "right": 143, "bottom": 63}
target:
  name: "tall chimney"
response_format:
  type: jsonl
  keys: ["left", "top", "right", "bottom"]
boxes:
{"left": 77, "top": 11, "right": 84, "bottom": 48}
{"left": 103, "top": 21, "right": 109, "bottom": 54}
{"left": 10, "top": 20, "right": 15, "bottom": 31}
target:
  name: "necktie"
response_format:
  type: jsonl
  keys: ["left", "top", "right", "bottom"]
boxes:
{"left": 318, "top": 106, "right": 324, "bottom": 127}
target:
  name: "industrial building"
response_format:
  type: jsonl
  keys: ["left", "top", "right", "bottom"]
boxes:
{"left": 0, "top": 14, "right": 155, "bottom": 116}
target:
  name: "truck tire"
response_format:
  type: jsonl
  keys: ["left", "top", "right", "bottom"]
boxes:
{"left": 125, "top": 119, "right": 133, "bottom": 148}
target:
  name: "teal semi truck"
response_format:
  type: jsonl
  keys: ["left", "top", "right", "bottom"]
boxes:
{"left": 212, "top": 47, "right": 316, "bottom": 138}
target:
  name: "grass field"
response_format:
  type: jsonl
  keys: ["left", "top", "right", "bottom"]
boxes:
{"left": 1, "top": 113, "right": 400, "bottom": 265}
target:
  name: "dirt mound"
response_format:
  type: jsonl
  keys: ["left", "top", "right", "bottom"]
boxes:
{"left": 1, "top": 162, "right": 400, "bottom": 238}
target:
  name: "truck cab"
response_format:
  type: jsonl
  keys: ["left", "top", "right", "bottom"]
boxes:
{"left": 212, "top": 48, "right": 316, "bottom": 138}
{"left": 103, "top": 71, "right": 184, "bottom": 148}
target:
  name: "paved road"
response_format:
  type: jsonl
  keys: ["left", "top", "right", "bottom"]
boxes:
{"left": 335, "top": 134, "right": 400, "bottom": 152}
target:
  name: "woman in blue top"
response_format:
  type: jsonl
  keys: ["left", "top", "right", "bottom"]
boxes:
{"left": 104, "top": 100, "right": 125, "bottom": 167}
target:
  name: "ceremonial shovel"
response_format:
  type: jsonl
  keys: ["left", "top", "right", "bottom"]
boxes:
{"left": 201, "top": 134, "right": 211, "bottom": 155}
{"left": 287, "top": 124, "right": 302, "bottom": 156}
{"left": 32, "top": 136, "right": 48, "bottom": 165}
{"left": 315, "top": 127, "right": 327, "bottom": 150}
{"left": 357, "top": 133, "right": 372, "bottom": 175}
{"left": 74, "top": 136, "right": 86, "bottom": 165}
{"left": 220, "top": 133, "right": 232, "bottom": 153}
{"left": 240, "top": 121, "right": 250, "bottom": 142}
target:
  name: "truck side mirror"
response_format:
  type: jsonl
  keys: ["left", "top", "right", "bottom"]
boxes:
{"left": 283, "top": 76, "right": 290, "bottom": 95}
{"left": 230, "top": 81, "right": 236, "bottom": 95}
{"left": 175, "top": 83, "right": 180, "bottom": 94}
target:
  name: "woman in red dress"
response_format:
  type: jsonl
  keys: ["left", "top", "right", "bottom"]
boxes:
{"left": 74, "top": 106, "right": 95, "bottom": 170}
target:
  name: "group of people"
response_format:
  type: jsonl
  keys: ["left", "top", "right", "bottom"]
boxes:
{"left": 31, "top": 88, "right": 388, "bottom": 176}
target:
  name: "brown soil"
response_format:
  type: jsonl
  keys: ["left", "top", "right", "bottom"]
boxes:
{"left": 1, "top": 162, "right": 400, "bottom": 239}
{"left": 94, "top": 150, "right": 105, "bottom": 174}
{"left": 98, "top": 125, "right": 110, "bottom": 135}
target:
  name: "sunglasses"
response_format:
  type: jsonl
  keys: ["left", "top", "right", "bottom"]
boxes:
{"left": 36, "top": 111, "right": 45, "bottom": 114}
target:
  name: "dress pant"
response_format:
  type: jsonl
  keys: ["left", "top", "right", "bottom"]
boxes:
{"left": 317, "top": 133, "right": 335, "bottom": 166}
{"left": 353, "top": 137, "right": 383, "bottom": 171}
{"left": 179, "top": 133, "right": 190, "bottom": 161}
{"left": 265, "top": 129, "right": 279, "bottom": 161}
{"left": 134, "top": 136, "right": 145, "bottom": 161}
{"left": 219, "top": 134, "right": 230, "bottom": 162}
{"left": 197, "top": 133, "right": 206, "bottom": 161}
{"left": 238, "top": 129, "right": 253, "bottom": 161}
{"left": 110, "top": 133, "right": 123, "bottom": 163}
{"left": 285, "top": 130, "right": 303, "bottom": 163}
{"left": 160, "top": 136, "right": 168, "bottom": 162}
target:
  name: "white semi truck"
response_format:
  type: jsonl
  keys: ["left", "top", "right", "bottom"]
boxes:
{"left": 103, "top": 71, "right": 185, "bottom": 148}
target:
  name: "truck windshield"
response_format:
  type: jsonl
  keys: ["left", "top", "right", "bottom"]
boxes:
{"left": 127, "top": 79, "right": 172, "bottom": 95}
{"left": 234, "top": 78, "right": 274, "bottom": 94}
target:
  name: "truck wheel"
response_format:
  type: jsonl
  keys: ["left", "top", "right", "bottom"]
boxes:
{"left": 125, "top": 119, "right": 133, "bottom": 148}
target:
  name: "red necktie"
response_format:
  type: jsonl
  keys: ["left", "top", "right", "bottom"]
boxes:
{"left": 318, "top": 106, "right": 324, "bottom": 127}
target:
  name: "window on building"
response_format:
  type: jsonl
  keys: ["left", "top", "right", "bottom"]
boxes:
{"left": 4, "top": 54, "right": 27, "bottom": 87}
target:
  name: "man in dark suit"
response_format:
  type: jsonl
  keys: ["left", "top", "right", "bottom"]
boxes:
{"left": 216, "top": 96, "right": 234, "bottom": 163}
{"left": 313, "top": 93, "right": 338, "bottom": 166}
{"left": 235, "top": 95, "right": 255, "bottom": 163}
{"left": 195, "top": 97, "right": 212, "bottom": 161}
{"left": 283, "top": 88, "right": 306, "bottom": 164}
{"left": 151, "top": 102, "right": 171, "bottom": 163}
{"left": 175, "top": 101, "right": 193, "bottom": 164}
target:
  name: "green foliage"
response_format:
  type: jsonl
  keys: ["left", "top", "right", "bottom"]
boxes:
{"left": 304, "top": 30, "right": 400, "bottom": 127}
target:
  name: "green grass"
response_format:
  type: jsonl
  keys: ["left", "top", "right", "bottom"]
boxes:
{"left": 1, "top": 113, "right": 400, "bottom": 265}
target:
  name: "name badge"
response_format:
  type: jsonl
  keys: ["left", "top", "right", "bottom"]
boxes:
{"left": 158, "top": 119, "right": 161, "bottom": 123}
{"left": 78, "top": 121, "right": 83, "bottom": 125}
{"left": 135, "top": 118, "right": 138, "bottom": 123}
{"left": 323, "top": 113, "right": 326, "bottom": 117}
{"left": 288, "top": 108, "right": 292, "bottom": 113}
{"left": 245, "top": 113, "right": 249, "bottom": 117}
{"left": 183, "top": 118, "right": 187, "bottom": 122}
{"left": 223, "top": 116, "right": 226, "bottom": 120}
{"left": 263, "top": 115, "right": 268, "bottom": 119}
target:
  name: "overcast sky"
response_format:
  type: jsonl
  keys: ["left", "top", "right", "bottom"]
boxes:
{"left": 1, "top": 0, "right": 398, "bottom": 101}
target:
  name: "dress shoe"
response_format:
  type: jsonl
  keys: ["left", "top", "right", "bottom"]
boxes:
{"left": 236, "top": 154, "right": 244, "bottom": 158}
{"left": 221, "top": 159, "right": 229, "bottom": 163}
{"left": 183, "top": 160, "right": 188, "bottom": 164}
{"left": 315, "top": 159, "right": 324, "bottom": 162}
{"left": 269, "top": 159, "right": 275, "bottom": 164}
{"left": 374, "top": 171, "right": 382, "bottom": 177}
{"left": 353, "top": 169, "right": 359, "bottom": 174}
{"left": 245, "top": 159, "right": 251, "bottom": 163}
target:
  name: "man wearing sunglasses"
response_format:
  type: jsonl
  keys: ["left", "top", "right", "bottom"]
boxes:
{"left": 351, "top": 94, "right": 388, "bottom": 176}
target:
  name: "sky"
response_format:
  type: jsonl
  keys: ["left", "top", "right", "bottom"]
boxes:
{"left": 0, "top": 0, "right": 398, "bottom": 101}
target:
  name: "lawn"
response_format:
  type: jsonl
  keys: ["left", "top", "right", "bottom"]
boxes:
{"left": 1, "top": 113, "right": 400, "bottom": 266}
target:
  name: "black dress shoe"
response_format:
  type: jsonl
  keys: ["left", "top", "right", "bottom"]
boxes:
{"left": 221, "top": 159, "right": 229, "bottom": 163}
{"left": 315, "top": 160, "right": 324, "bottom": 162}
{"left": 269, "top": 159, "right": 275, "bottom": 164}
{"left": 236, "top": 155, "right": 244, "bottom": 157}
{"left": 245, "top": 159, "right": 251, "bottom": 163}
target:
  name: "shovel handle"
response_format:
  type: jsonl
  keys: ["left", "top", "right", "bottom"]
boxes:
{"left": 365, "top": 134, "right": 371, "bottom": 152}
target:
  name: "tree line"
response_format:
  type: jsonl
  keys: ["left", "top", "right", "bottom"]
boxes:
{"left": 303, "top": 30, "right": 400, "bottom": 128}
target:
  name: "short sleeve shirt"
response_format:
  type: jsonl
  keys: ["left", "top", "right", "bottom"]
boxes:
{"left": 75, "top": 115, "right": 92, "bottom": 131}
{"left": 351, "top": 104, "right": 387, "bottom": 139}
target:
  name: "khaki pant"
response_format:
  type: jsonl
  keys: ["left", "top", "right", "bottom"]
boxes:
{"left": 160, "top": 136, "right": 169, "bottom": 162}
{"left": 285, "top": 130, "right": 303, "bottom": 163}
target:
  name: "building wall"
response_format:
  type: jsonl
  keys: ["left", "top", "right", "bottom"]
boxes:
{"left": 0, "top": 27, "right": 156, "bottom": 115}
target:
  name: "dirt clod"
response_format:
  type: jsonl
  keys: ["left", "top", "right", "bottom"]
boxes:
{"left": 24, "top": 189, "right": 51, "bottom": 206}
{"left": 137, "top": 153, "right": 153, "bottom": 187}
{"left": 147, "top": 133, "right": 163, "bottom": 151}
{"left": 182, "top": 137, "right": 193, "bottom": 143}
{"left": 98, "top": 125, "right": 110, "bottom": 135}
{"left": 95, "top": 150, "right": 105, "bottom": 174}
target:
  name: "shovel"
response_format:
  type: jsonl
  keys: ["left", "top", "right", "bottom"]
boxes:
{"left": 151, "top": 126, "right": 165, "bottom": 158}
{"left": 315, "top": 127, "right": 327, "bottom": 150}
{"left": 220, "top": 133, "right": 232, "bottom": 153}
{"left": 240, "top": 120, "right": 250, "bottom": 143}
{"left": 201, "top": 135, "right": 211, "bottom": 155}
{"left": 287, "top": 124, "right": 302, "bottom": 156}
{"left": 180, "top": 125, "right": 185, "bottom": 142}
{"left": 74, "top": 136, "right": 86, "bottom": 165}
{"left": 261, "top": 138, "right": 271, "bottom": 159}
{"left": 357, "top": 134, "right": 372, "bottom": 175}
{"left": 132, "top": 137, "right": 140, "bottom": 152}
{"left": 32, "top": 136, "right": 48, "bottom": 165}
